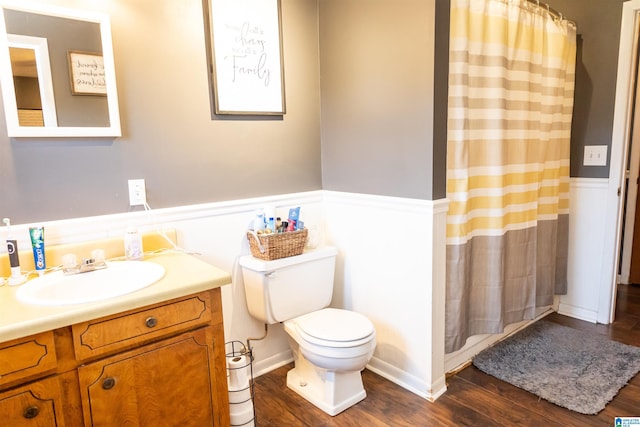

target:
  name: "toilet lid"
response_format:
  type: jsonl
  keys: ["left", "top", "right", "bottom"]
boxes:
{"left": 294, "top": 308, "right": 374, "bottom": 342}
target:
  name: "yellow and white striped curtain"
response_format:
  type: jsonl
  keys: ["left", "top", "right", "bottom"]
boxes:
{"left": 446, "top": 0, "right": 576, "bottom": 353}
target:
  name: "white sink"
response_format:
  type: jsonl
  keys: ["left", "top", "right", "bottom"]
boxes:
{"left": 16, "top": 261, "right": 166, "bottom": 306}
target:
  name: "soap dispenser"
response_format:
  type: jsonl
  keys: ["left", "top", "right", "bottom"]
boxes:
{"left": 124, "top": 227, "right": 144, "bottom": 260}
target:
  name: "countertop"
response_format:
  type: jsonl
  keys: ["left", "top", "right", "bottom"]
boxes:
{"left": 0, "top": 251, "right": 231, "bottom": 343}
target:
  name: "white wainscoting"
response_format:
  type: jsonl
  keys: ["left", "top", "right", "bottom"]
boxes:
{"left": 1, "top": 192, "right": 326, "bottom": 377}
{"left": 1, "top": 184, "right": 608, "bottom": 401}
{"left": 1, "top": 190, "right": 450, "bottom": 401}
{"left": 558, "top": 178, "right": 610, "bottom": 323}
{"left": 323, "top": 191, "right": 449, "bottom": 401}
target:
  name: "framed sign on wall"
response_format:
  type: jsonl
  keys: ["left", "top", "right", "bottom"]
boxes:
{"left": 67, "top": 50, "right": 107, "bottom": 96}
{"left": 206, "top": 0, "right": 286, "bottom": 115}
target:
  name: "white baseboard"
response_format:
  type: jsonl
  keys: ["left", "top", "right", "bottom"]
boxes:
{"left": 557, "top": 303, "right": 598, "bottom": 323}
{"left": 366, "top": 356, "right": 447, "bottom": 402}
{"left": 252, "top": 351, "right": 450, "bottom": 402}
{"left": 252, "top": 350, "right": 294, "bottom": 379}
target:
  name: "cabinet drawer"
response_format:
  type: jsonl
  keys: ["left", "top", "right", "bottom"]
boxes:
{"left": 72, "top": 292, "right": 211, "bottom": 361}
{"left": 0, "top": 331, "right": 57, "bottom": 389}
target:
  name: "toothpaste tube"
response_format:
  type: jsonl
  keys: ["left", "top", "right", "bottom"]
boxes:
{"left": 29, "top": 227, "right": 46, "bottom": 276}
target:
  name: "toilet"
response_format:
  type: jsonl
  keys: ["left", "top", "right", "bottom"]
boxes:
{"left": 239, "top": 246, "right": 376, "bottom": 416}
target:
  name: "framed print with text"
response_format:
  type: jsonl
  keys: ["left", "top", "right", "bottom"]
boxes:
{"left": 207, "top": 0, "right": 285, "bottom": 115}
{"left": 67, "top": 50, "right": 107, "bottom": 96}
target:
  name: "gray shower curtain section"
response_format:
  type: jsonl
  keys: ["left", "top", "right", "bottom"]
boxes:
{"left": 445, "top": 215, "right": 568, "bottom": 353}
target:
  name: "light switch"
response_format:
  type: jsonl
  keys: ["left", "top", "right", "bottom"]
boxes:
{"left": 583, "top": 145, "right": 607, "bottom": 166}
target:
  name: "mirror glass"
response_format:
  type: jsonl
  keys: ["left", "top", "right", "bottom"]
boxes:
{"left": 0, "top": 1, "right": 121, "bottom": 137}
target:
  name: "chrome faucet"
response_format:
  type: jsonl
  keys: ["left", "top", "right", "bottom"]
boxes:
{"left": 62, "top": 250, "right": 107, "bottom": 275}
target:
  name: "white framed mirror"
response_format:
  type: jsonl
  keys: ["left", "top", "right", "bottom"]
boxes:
{"left": 0, "top": 0, "right": 121, "bottom": 138}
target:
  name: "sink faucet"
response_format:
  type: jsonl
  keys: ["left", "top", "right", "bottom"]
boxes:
{"left": 62, "top": 250, "right": 107, "bottom": 275}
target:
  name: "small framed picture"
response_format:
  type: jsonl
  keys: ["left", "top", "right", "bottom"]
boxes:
{"left": 68, "top": 50, "right": 107, "bottom": 96}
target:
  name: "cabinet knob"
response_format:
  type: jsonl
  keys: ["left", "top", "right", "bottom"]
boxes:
{"left": 23, "top": 406, "right": 40, "bottom": 419}
{"left": 145, "top": 316, "right": 158, "bottom": 328}
{"left": 102, "top": 377, "right": 116, "bottom": 390}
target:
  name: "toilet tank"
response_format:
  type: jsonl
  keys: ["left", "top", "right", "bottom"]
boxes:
{"left": 239, "top": 246, "right": 338, "bottom": 324}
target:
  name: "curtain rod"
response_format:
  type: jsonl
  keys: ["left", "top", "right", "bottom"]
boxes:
{"left": 524, "top": 0, "right": 564, "bottom": 21}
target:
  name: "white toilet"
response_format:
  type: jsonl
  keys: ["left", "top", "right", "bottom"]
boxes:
{"left": 239, "top": 246, "right": 376, "bottom": 416}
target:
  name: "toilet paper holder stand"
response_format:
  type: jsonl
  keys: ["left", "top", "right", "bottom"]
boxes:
{"left": 226, "top": 340, "right": 256, "bottom": 427}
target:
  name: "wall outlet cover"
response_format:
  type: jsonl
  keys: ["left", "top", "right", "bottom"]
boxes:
{"left": 128, "top": 179, "right": 146, "bottom": 206}
{"left": 583, "top": 145, "right": 607, "bottom": 166}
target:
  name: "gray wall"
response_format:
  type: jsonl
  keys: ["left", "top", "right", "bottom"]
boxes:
{"left": 433, "top": 0, "right": 450, "bottom": 200}
{"left": 0, "top": 0, "right": 323, "bottom": 224}
{"left": 547, "top": 0, "right": 626, "bottom": 178}
{"left": 319, "top": 0, "right": 437, "bottom": 200}
{"left": 0, "top": 0, "right": 629, "bottom": 225}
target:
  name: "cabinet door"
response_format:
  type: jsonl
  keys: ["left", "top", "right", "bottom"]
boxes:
{"left": 78, "top": 328, "right": 217, "bottom": 427}
{"left": 0, "top": 376, "right": 66, "bottom": 427}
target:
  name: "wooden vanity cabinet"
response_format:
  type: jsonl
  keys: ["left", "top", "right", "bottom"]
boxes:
{"left": 0, "top": 288, "right": 230, "bottom": 427}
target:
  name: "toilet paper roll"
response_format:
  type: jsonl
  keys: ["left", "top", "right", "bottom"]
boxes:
{"left": 228, "top": 386, "right": 252, "bottom": 404}
{"left": 229, "top": 403, "right": 254, "bottom": 426}
{"left": 227, "top": 355, "right": 249, "bottom": 391}
{"left": 229, "top": 398, "right": 253, "bottom": 416}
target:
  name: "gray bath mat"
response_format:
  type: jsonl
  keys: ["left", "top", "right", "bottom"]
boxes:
{"left": 472, "top": 320, "right": 640, "bottom": 415}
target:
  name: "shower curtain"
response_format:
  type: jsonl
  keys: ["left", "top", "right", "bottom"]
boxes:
{"left": 445, "top": 0, "right": 576, "bottom": 353}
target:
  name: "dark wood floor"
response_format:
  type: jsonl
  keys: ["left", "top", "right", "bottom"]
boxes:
{"left": 253, "top": 284, "right": 640, "bottom": 426}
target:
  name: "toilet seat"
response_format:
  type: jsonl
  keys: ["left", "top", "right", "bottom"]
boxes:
{"left": 289, "top": 308, "right": 375, "bottom": 348}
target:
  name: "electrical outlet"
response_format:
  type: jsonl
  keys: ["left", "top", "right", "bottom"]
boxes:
{"left": 128, "top": 179, "right": 146, "bottom": 206}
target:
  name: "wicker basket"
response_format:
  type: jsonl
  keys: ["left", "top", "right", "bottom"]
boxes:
{"left": 246, "top": 228, "right": 308, "bottom": 260}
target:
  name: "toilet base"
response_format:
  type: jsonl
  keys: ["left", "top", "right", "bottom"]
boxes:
{"left": 286, "top": 354, "right": 367, "bottom": 416}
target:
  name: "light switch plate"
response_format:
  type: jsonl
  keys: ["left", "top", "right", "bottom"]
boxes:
{"left": 583, "top": 145, "right": 607, "bottom": 166}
